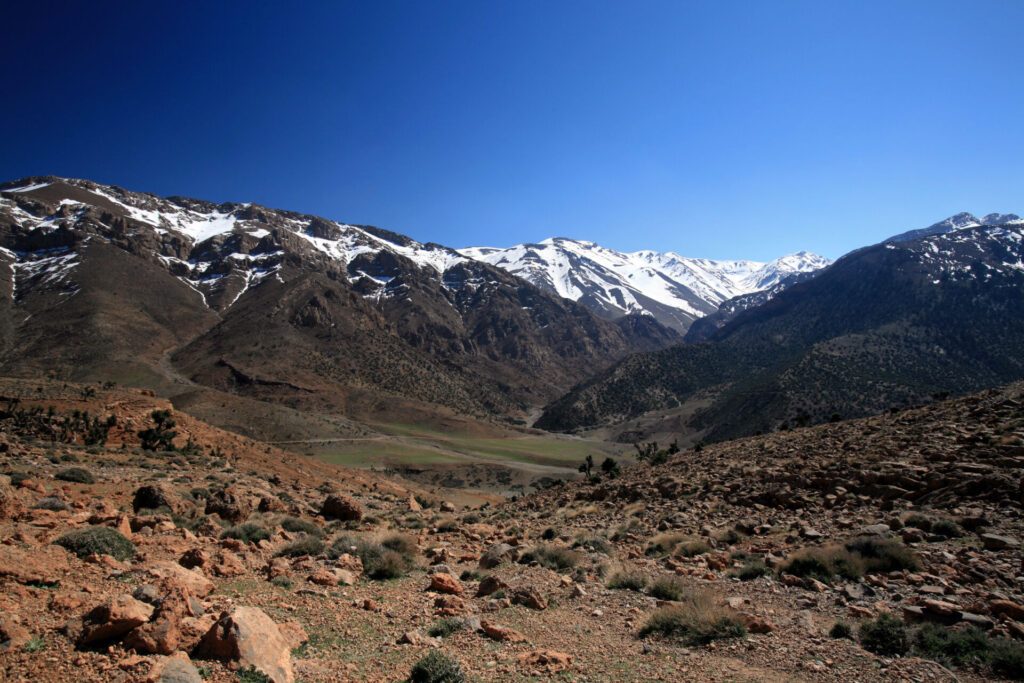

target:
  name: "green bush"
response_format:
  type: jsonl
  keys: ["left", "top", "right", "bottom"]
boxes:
{"left": 236, "top": 667, "right": 271, "bottom": 683}
{"left": 859, "top": 614, "right": 909, "bottom": 656}
{"left": 55, "top": 526, "right": 135, "bottom": 561}
{"left": 572, "top": 534, "right": 611, "bottom": 555}
{"left": 427, "top": 617, "right": 466, "bottom": 638}
{"left": 330, "top": 534, "right": 413, "bottom": 580}
{"left": 930, "top": 519, "right": 964, "bottom": 539}
{"left": 733, "top": 559, "right": 770, "bottom": 581}
{"left": 55, "top": 467, "right": 95, "bottom": 484}
{"left": 639, "top": 592, "right": 745, "bottom": 646}
{"left": 381, "top": 532, "right": 417, "bottom": 556}
{"left": 781, "top": 545, "right": 863, "bottom": 583}
{"left": 829, "top": 621, "right": 853, "bottom": 639}
{"left": 844, "top": 537, "right": 919, "bottom": 573}
{"left": 904, "top": 514, "right": 932, "bottom": 531}
{"left": 607, "top": 570, "right": 647, "bottom": 591}
{"left": 519, "top": 545, "right": 581, "bottom": 571}
{"left": 913, "top": 624, "right": 990, "bottom": 667}
{"left": 221, "top": 522, "right": 271, "bottom": 544}
{"left": 408, "top": 651, "right": 466, "bottom": 683}
{"left": 274, "top": 536, "right": 324, "bottom": 558}
{"left": 648, "top": 575, "right": 689, "bottom": 602}
{"left": 281, "top": 517, "right": 323, "bottom": 537}
{"left": 990, "top": 637, "right": 1024, "bottom": 679}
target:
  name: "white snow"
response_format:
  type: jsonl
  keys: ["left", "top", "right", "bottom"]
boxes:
{"left": 460, "top": 238, "right": 830, "bottom": 323}
{"left": 4, "top": 182, "right": 51, "bottom": 193}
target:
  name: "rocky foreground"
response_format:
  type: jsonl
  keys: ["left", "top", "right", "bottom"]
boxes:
{"left": 0, "top": 379, "right": 1022, "bottom": 682}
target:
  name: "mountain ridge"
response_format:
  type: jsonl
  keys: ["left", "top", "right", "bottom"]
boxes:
{"left": 460, "top": 238, "right": 829, "bottom": 332}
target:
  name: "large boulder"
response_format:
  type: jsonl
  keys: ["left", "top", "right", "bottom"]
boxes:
{"left": 205, "top": 486, "right": 252, "bottom": 523}
{"left": 145, "top": 561, "right": 215, "bottom": 598}
{"left": 319, "top": 494, "right": 362, "bottom": 521}
{"left": 196, "top": 607, "right": 293, "bottom": 683}
{"left": 132, "top": 485, "right": 185, "bottom": 514}
{"left": 77, "top": 594, "right": 154, "bottom": 646}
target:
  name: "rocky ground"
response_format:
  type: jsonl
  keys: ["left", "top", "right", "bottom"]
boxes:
{"left": 0, "top": 378, "right": 1022, "bottom": 682}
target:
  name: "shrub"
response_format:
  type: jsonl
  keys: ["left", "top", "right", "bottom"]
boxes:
{"left": 281, "top": 517, "right": 323, "bottom": 537}
{"left": 990, "top": 637, "right": 1024, "bottom": 679}
{"left": 913, "top": 624, "right": 990, "bottom": 667}
{"left": 844, "top": 537, "right": 919, "bottom": 573}
{"left": 645, "top": 532, "right": 688, "bottom": 556}
{"left": 459, "top": 569, "right": 482, "bottom": 582}
{"left": 639, "top": 591, "right": 746, "bottom": 646}
{"left": 236, "top": 667, "right": 271, "bottom": 683}
{"left": 572, "top": 534, "right": 611, "bottom": 555}
{"left": 270, "top": 576, "right": 293, "bottom": 589}
{"left": 930, "top": 519, "right": 964, "bottom": 539}
{"left": 55, "top": 526, "right": 135, "bottom": 561}
{"left": 436, "top": 518, "right": 458, "bottom": 533}
{"left": 381, "top": 533, "right": 417, "bottom": 556}
{"left": 330, "top": 534, "right": 413, "bottom": 580}
{"left": 607, "top": 570, "right": 647, "bottom": 591}
{"left": 221, "top": 523, "right": 271, "bottom": 544}
{"left": 427, "top": 617, "right": 466, "bottom": 638}
{"left": 408, "top": 651, "right": 466, "bottom": 683}
{"left": 461, "top": 513, "right": 481, "bottom": 525}
{"left": 519, "top": 545, "right": 581, "bottom": 571}
{"left": 829, "top": 621, "right": 853, "bottom": 639}
{"left": 648, "top": 575, "right": 689, "bottom": 602}
{"left": 55, "top": 467, "right": 95, "bottom": 484}
{"left": 541, "top": 527, "right": 556, "bottom": 540}
{"left": 734, "top": 559, "right": 770, "bottom": 581}
{"left": 904, "top": 514, "right": 933, "bottom": 531}
{"left": 274, "top": 536, "right": 324, "bottom": 558}
{"left": 781, "top": 545, "right": 863, "bottom": 583}
{"left": 859, "top": 614, "right": 908, "bottom": 656}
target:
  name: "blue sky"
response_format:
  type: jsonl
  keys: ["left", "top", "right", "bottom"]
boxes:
{"left": 2, "top": 1, "right": 1021, "bottom": 260}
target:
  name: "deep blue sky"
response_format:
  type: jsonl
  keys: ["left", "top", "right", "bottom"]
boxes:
{"left": 2, "top": 1, "right": 1021, "bottom": 260}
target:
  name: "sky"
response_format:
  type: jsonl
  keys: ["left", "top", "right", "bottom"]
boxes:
{"left": 2, "top": 1, "right": 1022, "bottom": 261}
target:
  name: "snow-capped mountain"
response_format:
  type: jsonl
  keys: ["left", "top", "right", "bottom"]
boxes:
{"left": 885, "top": 212, "right": 1022, "bottom": 244}
{"left": 460, "top": 238, "right": 829, "bottom": 332}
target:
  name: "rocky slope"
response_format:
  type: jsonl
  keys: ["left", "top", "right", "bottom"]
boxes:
{"left": 537, "top": 217, "right": 1024, "bottom": 441}
{"left": 461, "top": 238, "right": 829, "bottom": 333}
{"left": 0, "top": 177, "right": 677, "bottom": 429}
{"left": 1, "top": 378, "right": 1022, "bottom": 682}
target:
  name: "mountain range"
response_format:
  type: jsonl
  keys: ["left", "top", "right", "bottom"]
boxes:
{"left": 0, "top": 177, "right": 676, "bottom": 438}
{"left": 2, "top": 175, "right": 1021, "bottom": 451}
{"left": 537, "top": 214, "right": 1024, "bottom": 442}
{"left": 460, "top": 239, "right": 829, "bottom": 332}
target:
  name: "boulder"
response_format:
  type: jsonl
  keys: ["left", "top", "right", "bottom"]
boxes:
{"left": 133, "top": 485, "right": 185, "bottom": 514}
{"left": 480, "top": 620, "right": 526, "bottom": 642}
{"left": 516, "top": 650, "right": 572, "bottom": 673}
{"left": 78, "top": 594, "right": 155, "bottom": 646}
{"left": 0, "top": 614, "right": 31, "bottom": 652}
{"left": 479, "top": 543, "right": 516, "bottom": 569}
{"left": 512, "top": 587, "right": 548, "bottom": 610}
{"left": 197, "top": 607, "right": 293, "bottom": 683}
{"left": 428, "top": 573, "right": 463, "bottom": 595}
{"left": 205, "top": 486, "right": 252, "bottom": 523}
{"left": 319, "top": 494, "right": 362, "bottom": 521}
{"left": 145, "top": 561, "right": 215, "bottom": 598}
{"left": 147, "top": 653, "right": 204, "bottom": 683}
{"left": 477, "top": 575, "right": 510, "bottom": 598}
{"left": 981, "top": 534, "right": 1019, "bottom": 551}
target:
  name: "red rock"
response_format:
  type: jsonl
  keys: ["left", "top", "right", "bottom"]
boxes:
{"left": 196, "top": 606, "right": 293, "bottom": 683}
{"left": 428, "top": 572, "right": 463, "bottom": 595}
{"left": 480, "top": 620, "right": 526, "bottom": 642}
{"left": 0, "top": 544, "right": 69, "bottom": 585}
{"left": 990, "top": 599, "right": 1024, "bottom": 621}
{"left": 516, "top": 650, "right": 572, "bottom": 673}
{"left": 78, "top": 594, "right": 155, "bottom": 646}
{"left": 145, "top": 561, "right": 215, "bottom": 597}
{"left": 0, "top": 614, "right": 31, "bottom": 652}
{"left": 512, "top": 587, "right": 548, "bottom": 610}
{"left": 319, "top": 494, "right": 362, "bottom": 521}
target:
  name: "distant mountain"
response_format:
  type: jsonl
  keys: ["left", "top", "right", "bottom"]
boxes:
{"left": 460, "top": 238, "right": 829, "bottom": 332}
{"left": 536, "top": 214, "right": 1024, "bottom": 442}
{"left": 0, "top": 177, "right": 677, "bottom": 431}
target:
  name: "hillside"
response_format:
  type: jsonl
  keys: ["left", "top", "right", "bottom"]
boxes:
{"left": 1, "top": 377, "right": 1021, "bottom": 682}
{"left": 536, "top": 218, "right": 1024, "bottom": 441}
